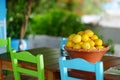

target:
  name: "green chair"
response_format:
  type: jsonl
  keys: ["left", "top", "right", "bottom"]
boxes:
{"left": 9, "top": 50, "right": 44, "bottom": 80}
{"left": 0, "top": 37, "right": 11, "bottom": 55}
{"left": 0, "top": 37, "right": 11, "bottom": 80}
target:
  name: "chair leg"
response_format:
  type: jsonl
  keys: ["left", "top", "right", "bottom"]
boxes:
{"left": 0, "top": 59, "right": 4, "bottom": 80}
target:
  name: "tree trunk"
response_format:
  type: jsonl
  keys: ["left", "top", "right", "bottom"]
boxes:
{"left": 19, "top": 0, "right": 32, "bottom": 51}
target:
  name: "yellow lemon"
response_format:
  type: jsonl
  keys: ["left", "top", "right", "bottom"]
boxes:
{"left": 68, "top": 34, "right": 76, "bottom": 41}
{"left": 90, "top": 46, "right": 96, "bottom": 49}
{"left": 81, "top": 42, "right": 90, "bottom": 50}
{"left": 78, "top": 41, "right": 83, "bottom": 45}
{"left": 84, "top": 29, "right": 94, "bottom": 37}
{"left": 77, "top": 31, "right": 84, "bottom": 35}
{"left": 66, "top": 41, "right": 74, "bottom": 48}
{"left": 96, "top": 45, "right": 104, "bottom": 49}
{"left": 91, "top": 35, "right": 98, "bottom": 40}
{"left": 88, "top": 40, "right": 95, "bottom": 47}
{"left": 73, "top": 44, "right": 81, "bottom": 49}
{"left": 72, "top": 34, "right": 81, "bottom": 43}
{"left": 88, "top": 38, "right": 92, "bottom": 41}
{"left": 94, "top": 39, "right": 103, "bottom": 46}
{"left": 81, "top": 34, "right": 89, "bottom": 42}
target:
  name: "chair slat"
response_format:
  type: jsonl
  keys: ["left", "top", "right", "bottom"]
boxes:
{"left": 62, "top": 58, "right": 96, "bottom": 72}
{"left": 15, "top": 51, "right": 36, "bottom": 63}
{"left": 17, "top": 67, "right": 38, "bottom": 77}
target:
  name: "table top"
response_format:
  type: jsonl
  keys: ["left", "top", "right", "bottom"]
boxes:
{"left": 28, "top": 47, "right": 60, "bottom": 72}
{"left": 0, "top": 47, "right": 61, "bottom": 72}
{"left": 0, "top": 47, "right": 120, "bottom": 80}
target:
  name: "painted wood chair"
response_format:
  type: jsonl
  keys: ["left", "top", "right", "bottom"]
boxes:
{"left": 60, "top": 38, "right": 68, "bottom": 57}
{"left": 8, "top": 50, "right": 45, "bottom": 80}
{"left": 0, "top": 37, "right": 11, "bottom": 55}
{"left": 0, "top": 37, "right": 11, "bottom": 80}
{"left": 59, "top": 56, "right": 104, "bottom": 80}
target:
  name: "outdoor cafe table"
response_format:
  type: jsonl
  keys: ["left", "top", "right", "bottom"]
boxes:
{"left": 0, "top": 47, "right": 120, "bottom": 80}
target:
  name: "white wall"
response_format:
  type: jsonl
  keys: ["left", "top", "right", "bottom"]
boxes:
{"left": 28, "top": 35, "right": 61, "bottom": 49}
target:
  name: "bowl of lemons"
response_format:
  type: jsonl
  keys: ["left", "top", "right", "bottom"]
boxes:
{"left": 65, "top": 29, "right": 109, "bottom": 63}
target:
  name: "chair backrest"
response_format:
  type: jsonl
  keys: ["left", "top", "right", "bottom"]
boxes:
{"left": 0, "top": 37, "right": 11, "bottom": 54}
{"left": 59, "top": 56, "right": 104, "bottom": 80}
{"left": 10, "top": 50, "right": 44, "bottom": 80}
{"left": 60, "top": 38, "right": 67, "bottom": 56}
{"left": 60, "top": 38, "right": 67, "bottom": 51}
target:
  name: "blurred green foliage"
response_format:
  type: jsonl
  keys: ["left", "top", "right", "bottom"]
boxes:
{"left": 6, "top": 0, "right": 104, "bottom": 38}
{"left": 29, "top": 9, "right": 87, "bottom": 37}
{"left": 7, "top": 0, "right": 30, "bottom": 38}
{"left": 81, "top": 0, "right": 103, "bottom": 14}
{"left": 104, "top": 39, "right": 115, "bottom": 54}
{"left": 7, "top": 0, "right": 57, "bottom": 38}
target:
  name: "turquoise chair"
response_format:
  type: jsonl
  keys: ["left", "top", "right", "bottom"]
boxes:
{"left": 60, "top": 38, "right": 68, "bottom": 57}
{"left": 59, "top": 56, "right": 104, "bottom": 80}
{"left": 59, "top": 38, "right": 104, "bottom": 80}
{"left": 9, "top": 50, "right": 45, "bottom": 80}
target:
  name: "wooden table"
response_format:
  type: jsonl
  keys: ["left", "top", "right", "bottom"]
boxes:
{"left": 0, "top": 47, "right": 120, "bottom": 80}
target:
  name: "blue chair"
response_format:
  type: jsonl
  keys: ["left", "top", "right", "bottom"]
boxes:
{"left": 60, "top": 38, "right": 68, "bottom": 57}
{"left": 59, "top": 56, "right": 104, "bottom": 80}
{"left": 59, "top": 38, "right": 104, "bottom": 80}
{"left": 60, "top": 38, "right": 67, "bottom": 51}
